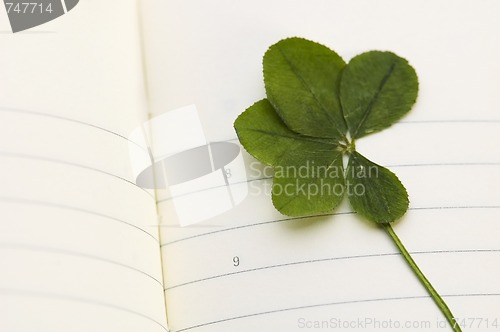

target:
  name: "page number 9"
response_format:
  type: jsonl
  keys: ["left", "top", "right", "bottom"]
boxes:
{"left": 233, "top": 256, "right": 240, "bottom": 267}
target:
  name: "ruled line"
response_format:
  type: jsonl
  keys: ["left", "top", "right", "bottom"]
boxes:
{"left": 219, "top": 120, "right": 500, "bottom": 146}
{"left": 0, "top": 151, "right": 154, "bottom": 199}
{"left": 160, "top": 211, "right": 354, "bottom": 246}
{"left": 0, "top": 107, "right": 148, "bottom": 152}
{"left": 171, "top": 293, "right": 500, "bottom": 332}
{"left": 399, "top": 119, "right": 500, "bottom": 124}
{"left": 0, "top": 197, "right": 159, "bottom": 243}
{"left": 0, "top": 243, "right": 163, "bottom": 287}
{"left": 219, "top": 120, "right": 500, "bottom": 145}
{"left": 0, "top": 288, "right": 169, "bottom": 331}
{"left": 155, "top": 162, "right": 500, "bottom": 205}
{"left": 164, "top": 249, "right": 500, "bottom": 291}
{"left": 160, "top": 205, "right": 500, "bottom": 247}
{"left": 389, "top": 162, "right": 500, "bottom": 168}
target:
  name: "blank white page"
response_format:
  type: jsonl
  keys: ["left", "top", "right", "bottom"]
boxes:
{"left": 140, "top": 0, "right": 500, "bottom": 331}
{"left": 0, "top": 1, "right": 167, "bottom": 331}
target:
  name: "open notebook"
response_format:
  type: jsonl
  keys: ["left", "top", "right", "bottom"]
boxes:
{"left": 1, "top": 1, "right": 499, "bottom": 331}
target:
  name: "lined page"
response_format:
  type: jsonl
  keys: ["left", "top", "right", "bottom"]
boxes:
{"left": 140, "top": 0, "right": 500, "bottom": 331}
{"left": 0, "top": 1, "right": 167, "bottom": 331}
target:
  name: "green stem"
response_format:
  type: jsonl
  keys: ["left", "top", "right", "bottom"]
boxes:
{"left": 382, "top": 223, "right": 462, "bottom": 332}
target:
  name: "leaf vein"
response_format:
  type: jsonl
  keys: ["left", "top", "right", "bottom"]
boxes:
{"left": 241, "top": 128, "right": 338, "bottom": 146}
{"left": 275, "top": 45, "right": 338, "bottom": 133}
{"left": 352, "top": 61, "right": 397, "bottom": 138}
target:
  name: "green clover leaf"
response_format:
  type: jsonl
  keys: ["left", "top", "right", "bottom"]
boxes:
{"left": 346, "top": 151, "right": 409, "bottom": 223}
{"left": 234, "top": 37, "right": 461, "bottom": 331}
{"left": 235, "top": 37, "right": 417, "bottom": 223}
{"left": 234, "top": 98, "right": 345, "bottom": 216}
{"left": 341, "top": 50, "right": 418, "bottom": 139}
{"left": 263, "top": 37, "right": 346, "bottom": 139}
